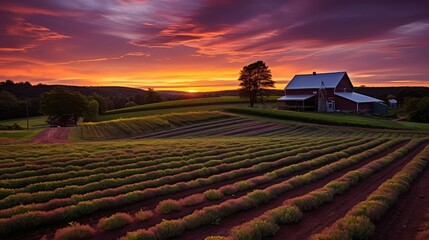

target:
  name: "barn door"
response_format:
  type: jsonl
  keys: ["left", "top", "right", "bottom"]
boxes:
{"left": 327, "top": 101, "right": 335, "bottom": 112}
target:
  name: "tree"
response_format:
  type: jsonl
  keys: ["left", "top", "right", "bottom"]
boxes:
{"left": 144, "top": 88, "right": 163, "bottom": 104}
{"left": 238, "top": 60, "right": 275, "bottom": 107}
{"left": 0, "top": 91, "right": 19, "bottom": 112}
{"left": 89, "top": 92, "right": 108, "bottom": 114}
{"left": 40, "top": 87, "right": 88, "bottom": 125}
{"left": 405, "top": 97, "right": 429, "bottom": 123}
{"left": 83, "top": 100, "right": 99, "bottom": 122}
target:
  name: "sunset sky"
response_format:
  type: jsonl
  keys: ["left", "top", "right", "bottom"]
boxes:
{"left": 0, "top": 0, "right": 428, "bottom": 91}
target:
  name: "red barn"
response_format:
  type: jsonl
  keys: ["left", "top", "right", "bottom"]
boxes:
{"left": 278, "top": 72, "right": 383, "bottom": 112}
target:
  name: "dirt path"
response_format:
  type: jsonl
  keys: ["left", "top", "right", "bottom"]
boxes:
{"left": 372, "top": 151, "right": 429, "bottom": 240}
{"left": 31, "top": 127, "right": 71, "bottom": 144}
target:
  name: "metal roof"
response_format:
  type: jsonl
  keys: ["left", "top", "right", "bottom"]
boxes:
{"left": 277, "top": 94, "right": 316, "bottom": 101}
{"left": 335, "top": 92, "right": 383, "bottom": 103}
{"left": 285, "top": 72, "right": 346, "bottom": 90}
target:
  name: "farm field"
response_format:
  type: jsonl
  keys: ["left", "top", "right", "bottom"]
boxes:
{"left": 0, "top": 118, "right": 428, "bottom": 240}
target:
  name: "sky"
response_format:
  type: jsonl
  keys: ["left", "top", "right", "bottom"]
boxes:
{"left": 0, "top": 0, "right": 428, "bottom": 92}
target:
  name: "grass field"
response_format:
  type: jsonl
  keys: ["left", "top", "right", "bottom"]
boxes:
{"left": 0, "top": 115, "right": 48, "bottom": 129}
{"left": 105, "top": 96, "right": 280, "bottom": 115}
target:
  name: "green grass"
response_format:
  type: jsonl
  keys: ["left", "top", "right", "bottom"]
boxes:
{"left": 105, "top": 96, "right": 280, "bottom": 115}
{"left": 0, "top": 116, "right": 48, "bottom": 129}
{"left": 224, "top": 107, "right": 429, "bottom": 131}
{"left": 0, "top": 116, "right": 48, "bottom": 143}
{"left": 98, "top": 103, "right": 278, "bottom": 121}
{"left": 0, "top": 128, "right": 43, "bottom": 142}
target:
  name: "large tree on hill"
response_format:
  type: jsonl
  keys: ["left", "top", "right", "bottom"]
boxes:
{"left": 238, "top": 60, "right": 275, "bottom": 107}
{"left": 144, "top": 88, "right": 163, "bottom": 104}
{"left": 40, "top": 87, "right": 88, "bottom": 125}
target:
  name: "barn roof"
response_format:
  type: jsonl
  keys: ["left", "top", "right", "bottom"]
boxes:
{"left": 285, "top": 72, "right": 347, "bottom": 90}
{"left": 277, "top": 94, "right": 316, "bottom": 101}
{"left": 335, "top": 92, "right": 383, "bottom": 103}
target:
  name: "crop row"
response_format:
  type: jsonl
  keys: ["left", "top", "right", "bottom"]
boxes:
{"left": 310, "top": 144, "right": 429, "bottom": 240}
{"left": 0, "top": 139, "right": 248, "bottom": 180}
{"left": 0, "top": 137, "right": 350, "bottom": 220}
{"left": 151, "top": 138, "right": 388, "bottom": 214}
{"left": 0, "top": 138, "right": 329, "bottom": 209}
{"left": 0, "top": 137, "right": 362, "bottom": 235}
{"left": 218, "top": 139, "right": 424, "bottom": 240}
{"left": 118, "top": 138, "right": 414, "bottom": 239}
{"left": 78, "top": 111, "right": 232, "bottom": 139}
{"left": 0, "top": 140, "right": 274, "bottom": 190}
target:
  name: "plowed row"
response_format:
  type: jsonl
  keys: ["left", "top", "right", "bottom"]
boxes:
{"left": 1, "top": 134, "right": 428, "bottom": 240}
{"left": 135, "top": 117, "right": 426, "bottom": 139}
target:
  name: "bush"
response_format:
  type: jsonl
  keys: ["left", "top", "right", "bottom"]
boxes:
{"left": 53, "top": 223, "right": 96, "bottom": 240}
{"left": 205, "top": 236, "right": 227, "bottom": 240}
{"left": 219, "top": 185, "right": 238, "bottom": 196}
{"left": 246, "top": 190, "right": 271, "bottom": 207}
{"left": 135, "top": 210, "right": 154, "bottom": 222}
{"left": 97, "top": 212, "right": 133, "bottom": 231}
{"left": 121, "top": 229, "right": 157, "bottom": 240}
{"left": 180, "top": 194, "right": 205, "bottom": 206}
{"left": 270, "top": 205, "right": 303, "bottom": 224}
{"left": 234, "top": 181, "right": 251, "bottom": 191}
{"left": 230, "top": 219, "right": 278, "bottom": 240}
{"left": 153, "top": 219, "right": 185, "bottom": 239}
{"left": 155, "top": 199, "right": 181, "bottom": 214}
{"left": 204, "top": 190, "right": 224, "bottom": 201}
{"left": 340, "top": 216, "right": 374, "bottom": 240}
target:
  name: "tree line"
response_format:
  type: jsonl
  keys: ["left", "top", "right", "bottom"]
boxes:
{"left": 0, "top": 80, "right": 164, "bottom": 121}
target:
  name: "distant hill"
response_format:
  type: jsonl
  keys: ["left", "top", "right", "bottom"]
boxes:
{"left": 0, "top": 83, "right": 145, "bottom": 98}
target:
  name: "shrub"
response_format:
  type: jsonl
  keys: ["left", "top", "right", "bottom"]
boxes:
{"left": 204, "top": 190, "right": 224, "bottom": 201}
{"left": 245, "top": 190, "right": 271, "bottom": 207}
{"left": 230, "top": 219, "right": 278, "bottom": 240}
{"left": 234, "top": 181, "right": 251, "bottom": 191}
{"left": 205, "top": 236, "right": 227, "bottom": 240}
{"left": 270, "top": 205, "right": 303, "bottom": 224}
{"left": 135, "top": 210, "right": 154, "bottom": 222}
{"left": 339, "top": 216, "right": 374, "bottom": 240}
{"left": 219, "top": 185, "right": 238, "bottom": 196}
{"left": 155, "top": 199, "right": 181, "bottom": 214}
{"left": 53, "top": 223, "right": 96, "bottom": 240}
{"left": 97, "top": 212, "right": 134, "bottom": 231}
{"left": 121, "top": 229, "right": 157, "bottom": 240}
{"left": 180, "top": 194, "right": 205, "bottom": 206}
{"left": 153, "top": 219, "right": 185, "bottom": 239}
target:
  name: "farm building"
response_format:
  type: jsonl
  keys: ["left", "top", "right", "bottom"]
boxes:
{"left": 278, "top": 71, "right": 385, "bottom": 113}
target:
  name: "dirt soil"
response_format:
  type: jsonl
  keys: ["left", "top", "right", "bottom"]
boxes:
{"left": 31, "top": 127, "right": 71, "bottom": 144}
{"left": 371, "top": 153, "right": 429, "bottom": 240}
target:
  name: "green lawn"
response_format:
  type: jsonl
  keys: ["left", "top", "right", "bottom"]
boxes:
{"left": 99, "top": 103, "right": 278, "bottom": 121}
{"left": 224, "top": 107, "right": 429, "bottom": 132}
{"left": 0, "top": 128, "right": 44, "bottom": 141}
{"left": 105, "top": 96, "right": 280, "bottom": 115}
{"left": 0, "top": 116, "right": 48, "bottom": 129}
